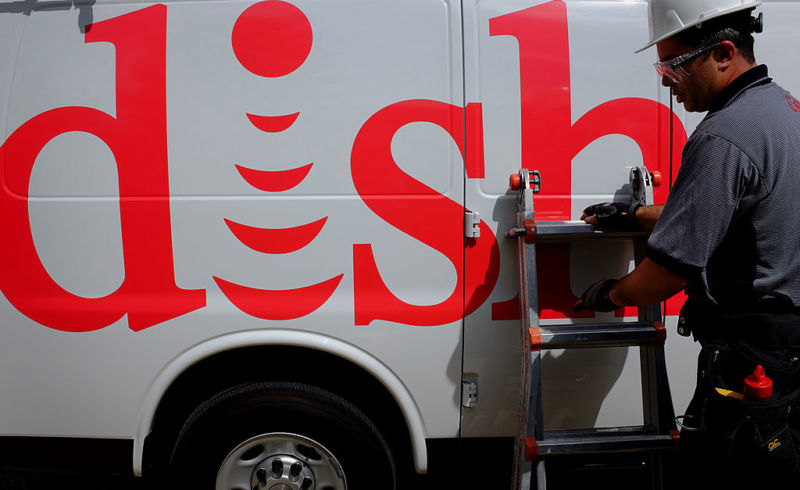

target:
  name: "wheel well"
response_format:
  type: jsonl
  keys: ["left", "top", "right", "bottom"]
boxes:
{"left": 142, "top": 345, "right": 414, "bottom": 477}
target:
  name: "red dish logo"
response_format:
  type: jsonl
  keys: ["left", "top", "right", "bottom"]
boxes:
{"left": 0, "top": 0, "right": 686, "bottom": 331}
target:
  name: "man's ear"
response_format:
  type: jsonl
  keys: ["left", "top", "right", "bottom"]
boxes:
{"left": 715, "top": 40, "right": 736, "bottom": 69}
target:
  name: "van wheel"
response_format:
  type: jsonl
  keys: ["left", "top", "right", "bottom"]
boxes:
{"left": 169, "top": 381, "right": 396, "bottom": 490}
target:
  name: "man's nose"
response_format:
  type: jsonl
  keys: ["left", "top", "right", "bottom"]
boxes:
{"left": 661, "top": 75, "right": 675, "bottom": 88}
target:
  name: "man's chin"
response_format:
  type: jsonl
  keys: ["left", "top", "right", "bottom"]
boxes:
{"left": 680, "top": 100, "right": 699, "bottom": 113}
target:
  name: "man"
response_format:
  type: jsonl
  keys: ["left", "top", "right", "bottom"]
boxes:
{"left": 578, "top": 0, "right": 800, "bottom": 488}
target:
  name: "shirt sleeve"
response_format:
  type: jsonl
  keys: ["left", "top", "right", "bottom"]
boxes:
{"left": 646, "top": 131, "right": 759, "bottom": 280}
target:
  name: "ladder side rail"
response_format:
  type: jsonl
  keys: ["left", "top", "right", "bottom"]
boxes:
{"left": 634, "top": 234, "right": 671, "bottom": 490}
{"left": 654, "top": 344, "right": 678, "bottom": 432}
{"left": 632, "top": 235, "right": 666, "bottom": 433}
{"left": 523, "top": 240, "right": 544, "bottom": 443}
{"left": 528, "top": 351, "right": 544, "bottom": 447}
{"left": 511, "top": 172, "right": 540, "bottom": 490}
{"left": 512, "top": 230, "right": 532, "bottom": 490}
{"left": 640, "top": 342, "right": 662, "bottom": 431}
{"left": 633, "top": 236, "right": 677, "bottom": 433}
{"left": 523, "top": 225, "right": 546, "bottom": 487}
{"left": 648, "top": 451, "right": 665, "bottom": 490}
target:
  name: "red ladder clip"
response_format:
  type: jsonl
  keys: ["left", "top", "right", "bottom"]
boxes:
{"left": 654, "top": 321, "right": 666, "bottom": 345}
{"left": 529, "top": 327, "right": 542, "bottom": 351}
{"left": 524, "top": 436, "right": 538, "bottom": 461}
{"left": 523, "top": 219, "right": 537, "bottom": 244}
{"left": 670, "top": 429, "right": 681, "bottom": 455}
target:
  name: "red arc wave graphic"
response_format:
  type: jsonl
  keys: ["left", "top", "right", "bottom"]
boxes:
{"left": 235, "top": 163, "right": 313, "bottom": 192}
{"left": 225, "top": 217, "right": 327, "bottom": 254}
{"left": 246, "top": 112, "right": 300, "bottom": 132}
{"left": 214, "top": 274, "right": 344, "bottom": 320}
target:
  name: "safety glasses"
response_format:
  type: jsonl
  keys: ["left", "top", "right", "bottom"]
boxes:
{"left": 654, "top": 42, "right": 720, "bottom": 83}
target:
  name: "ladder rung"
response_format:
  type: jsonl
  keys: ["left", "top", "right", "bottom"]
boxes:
{"left": 535, "top": 221, "right": 648, "bottom": 241}
{"left": 536, "top": 428, "right": 674, "bottom": 456}
{"left": 534, "top": 322, "right": 659, "bottom": 349}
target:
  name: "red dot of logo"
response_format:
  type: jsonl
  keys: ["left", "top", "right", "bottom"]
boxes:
{"left": 232, "top": 0, "right": 313, "bottom": 78}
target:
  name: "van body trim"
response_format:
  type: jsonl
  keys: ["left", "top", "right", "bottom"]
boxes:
{"left": 133, "top": 330, "right": 429, "bottom": 475}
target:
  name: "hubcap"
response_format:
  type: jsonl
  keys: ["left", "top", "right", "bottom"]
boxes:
{"left": 216, "top": 432, "right": 346, "bottom": 490}
{"left": 251, "top": 454, "right": 314, "bottom": 490}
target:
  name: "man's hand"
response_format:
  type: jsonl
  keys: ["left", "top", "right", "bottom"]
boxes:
{"left": 574, "top": 279, "right": 620, "bottom": 312}
{"left": 581, "top": 202, "right": 640, "bottom": 229}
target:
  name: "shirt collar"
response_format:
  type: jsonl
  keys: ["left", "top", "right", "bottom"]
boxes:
{"left": 710, "top": 64, "right": 771, "bottom": 113}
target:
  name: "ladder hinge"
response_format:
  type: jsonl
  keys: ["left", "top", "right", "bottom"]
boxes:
{"left": 465, "top": 210, "right": 481, "bottom": 238}
{"left": 462, "top": 380, "right": 478, "bottom": 408}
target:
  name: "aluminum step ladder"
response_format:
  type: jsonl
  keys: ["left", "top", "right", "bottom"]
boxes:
{"left": 506, "top": 168, "right": 678, "bottom": 490}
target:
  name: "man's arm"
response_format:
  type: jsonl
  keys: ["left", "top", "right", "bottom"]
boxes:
{"left": 574, "top": 258, "right": 688, "bottom": 311}
{"left": 609, "top": 257, "right": 687, "bottom": 306}
{"left": 576, "top": 204, "right": 682, "bottom": 311}
{"left": 633, "top": 205, "right": 663, "bottom": 232}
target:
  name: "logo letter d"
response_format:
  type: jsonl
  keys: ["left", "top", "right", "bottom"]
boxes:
{"left": 0, "top": 5, "right": 205, "bottom": 332}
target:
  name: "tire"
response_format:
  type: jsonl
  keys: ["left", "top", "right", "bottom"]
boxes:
{"left": 168, "top": 381, "right": 397, "bottom": 490}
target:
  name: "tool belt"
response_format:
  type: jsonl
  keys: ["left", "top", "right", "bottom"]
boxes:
{"left": 679, "top": 291, "right": 800, "bottom": 349}
{"left": 678, "top": 297, "right": 800, "bottom": 484}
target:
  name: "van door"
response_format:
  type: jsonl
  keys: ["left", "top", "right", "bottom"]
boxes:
{"left": 461, "top": 0, "right": 683, "bottom": 438}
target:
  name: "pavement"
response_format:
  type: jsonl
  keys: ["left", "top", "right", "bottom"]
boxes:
{"left": 0, "top": 471, "right": 144, "bottom": 490}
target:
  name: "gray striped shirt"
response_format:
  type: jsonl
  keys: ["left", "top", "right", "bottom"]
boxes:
{"left": 647, "top": 65, "right": 800, "bottom": 309}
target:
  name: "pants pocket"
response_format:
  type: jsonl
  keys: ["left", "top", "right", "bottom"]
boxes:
{"left": 749, "top": 420, "right": 800, "bottom": 481}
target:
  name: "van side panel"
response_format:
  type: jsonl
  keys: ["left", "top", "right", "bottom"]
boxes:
{"left": 0, "top": 0, "right": 468, "bottom": 448}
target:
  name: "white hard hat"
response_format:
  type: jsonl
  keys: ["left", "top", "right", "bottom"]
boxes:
{"left": 636, "top": 0, "right": 761, "bottom": 53}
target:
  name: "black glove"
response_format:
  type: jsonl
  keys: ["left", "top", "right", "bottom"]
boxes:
{"left": 574, "top": 279, "right": 620, "bottom": 312}
{"left": 583, "top": 202, "right": 640, "bottom": 229}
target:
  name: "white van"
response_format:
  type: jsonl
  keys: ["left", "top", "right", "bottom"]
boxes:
{"left": 1, "top": 0, "right": 798, "bottom": 487}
